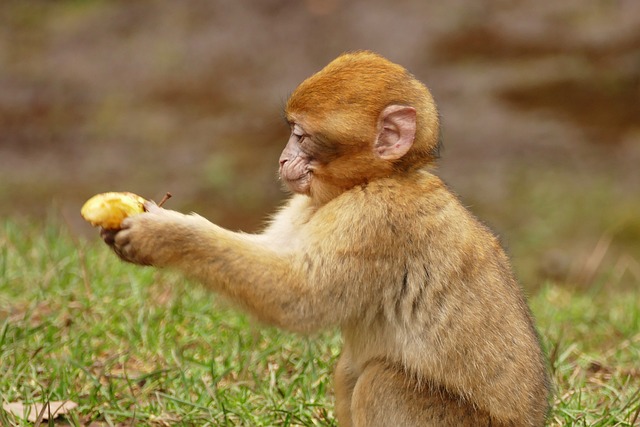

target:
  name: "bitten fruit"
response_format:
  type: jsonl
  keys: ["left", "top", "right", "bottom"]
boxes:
{"left": 81, "top": 192, "right": 146, "bottom": 230}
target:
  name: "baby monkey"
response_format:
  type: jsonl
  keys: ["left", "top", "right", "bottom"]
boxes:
{"left": 103, "top": 51, "right": 550, "bottom": 426}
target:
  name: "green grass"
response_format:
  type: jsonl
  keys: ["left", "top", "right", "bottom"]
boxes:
{"left": 534, "top": 286, "right": 640, "bottom": 426}
{"left": 0, "top": 220, "right": 639, "bottom": 426}
{"left": 0, "top": 221, "right": 339, "bottom": 426}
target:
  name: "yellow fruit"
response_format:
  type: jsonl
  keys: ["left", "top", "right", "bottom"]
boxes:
{"left": 81, "top": 192, "right": 146, "bottom": 229}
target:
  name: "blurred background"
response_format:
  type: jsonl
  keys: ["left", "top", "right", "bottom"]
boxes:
{"left": 1, "top": 0, "right": 638, "bottom": 290}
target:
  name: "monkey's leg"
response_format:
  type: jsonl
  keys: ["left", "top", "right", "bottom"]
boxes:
{"left": 334, "top": 352, "right": 358, "bottom": 427}
{"left": 350, "top": 361, "right": 501, "bottom": 427}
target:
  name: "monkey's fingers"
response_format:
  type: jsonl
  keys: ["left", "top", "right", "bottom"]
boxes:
{"left": 143, "top": 200, "right": 161, "bottom": 213}
{"left": 116, "top": 225, "right": 154, "bottom": 266}
{"left": 100, "top": 228, "right": 118, "bottom": 246}
{"left": 99, "top": 227, "right": 132, "bottom": 263}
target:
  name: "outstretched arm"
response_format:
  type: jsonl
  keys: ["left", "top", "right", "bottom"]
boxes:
{"left": 104, "top": 201, "right": 364, "bottom": 333}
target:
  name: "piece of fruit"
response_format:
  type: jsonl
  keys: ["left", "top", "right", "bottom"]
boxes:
{"left": 81, "top": 192, "right": 146, "bottom": 230}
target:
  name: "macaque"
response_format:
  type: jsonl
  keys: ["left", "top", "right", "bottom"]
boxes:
{"left": 103, "top": 51, "right": 550, "bottom": 426}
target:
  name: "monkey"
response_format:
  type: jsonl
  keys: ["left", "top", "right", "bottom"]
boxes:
{"left": 102, "top": 51, "right": 551, "bottom": 426}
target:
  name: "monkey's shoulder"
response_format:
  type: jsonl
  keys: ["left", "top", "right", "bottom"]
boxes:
{"left": 306, "top": 173, "right": 456, "bottom": 235}
{"left": 270, "top": 172, "right": 486, "bottom": 243}
{"left": 336, "top": 172, "right": 457, "bottom": 220}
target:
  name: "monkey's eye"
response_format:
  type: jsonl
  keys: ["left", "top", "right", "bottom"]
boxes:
{"left": 295, "top": 123, "right": 310, "bottom": 134}
{"left": 292, "top": 124, "right": 310, "bottom": 145}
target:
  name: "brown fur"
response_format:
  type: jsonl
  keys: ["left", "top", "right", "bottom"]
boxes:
{"left": 107, "top": 51, "right": 550, "bottom": 426}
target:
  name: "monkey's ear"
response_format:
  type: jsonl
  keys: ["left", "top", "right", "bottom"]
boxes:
{"left": 374, "top": 105, "right": 416, "bottom": 160}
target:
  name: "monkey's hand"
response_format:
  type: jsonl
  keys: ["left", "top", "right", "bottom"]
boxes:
{"left": 101, "top": 201, "right": 211, "bottom": 267}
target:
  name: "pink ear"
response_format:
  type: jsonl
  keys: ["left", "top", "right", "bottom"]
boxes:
{"left": 374, "top": 105, "right": 416, "bottom": 160}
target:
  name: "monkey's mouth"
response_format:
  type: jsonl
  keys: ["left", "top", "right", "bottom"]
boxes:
{"left": 281, "top": 173, "right": 312, "bottom": 194}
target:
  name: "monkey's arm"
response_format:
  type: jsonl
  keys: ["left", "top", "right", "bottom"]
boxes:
{"left": 110, "top": 201, "right": 373, "bottom": 333}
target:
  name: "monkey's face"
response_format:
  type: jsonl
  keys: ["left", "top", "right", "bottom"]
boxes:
{"left": 278, "top": 123, "right": 315, "bottom": 195}
{"left": 278, "top": 120, "right": 351, "bottom": 195}
{"left": 278, "top": 115, "right": 405, "bottom": 204}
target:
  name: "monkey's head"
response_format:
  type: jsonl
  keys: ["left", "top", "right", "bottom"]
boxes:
{"left": 280, "top": 51, "right": 440, "bottom": 204}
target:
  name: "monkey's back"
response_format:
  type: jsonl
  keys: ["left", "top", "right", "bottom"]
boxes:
{"left": 321, "top": 170, "right": 550, "bottom": 426}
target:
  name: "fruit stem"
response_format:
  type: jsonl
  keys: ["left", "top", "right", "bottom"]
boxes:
{"left": 158, "top": 192, "right": 172, "bottom": 207}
